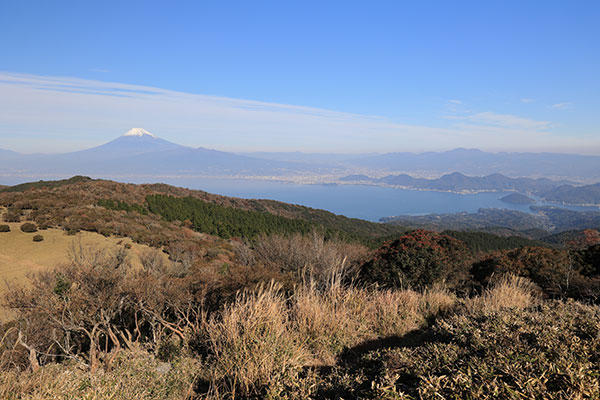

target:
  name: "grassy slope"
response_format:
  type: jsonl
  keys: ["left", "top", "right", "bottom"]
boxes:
{"left": 0, "top": 222, "right": 151, "bottom": 282}
{"left": 0, "top": 217, "right": 164, "bottom": 319}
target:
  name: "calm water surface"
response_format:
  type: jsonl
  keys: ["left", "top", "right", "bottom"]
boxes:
{"left": 4, "top": 176, "right": 598, "bottom": 222}
{"left": 124, "top": 177, "right": 600, "bottom": 222}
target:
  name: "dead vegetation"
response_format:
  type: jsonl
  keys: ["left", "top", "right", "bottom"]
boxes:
{"left": 2, "top": 237, "right": 597, "bottom": 399}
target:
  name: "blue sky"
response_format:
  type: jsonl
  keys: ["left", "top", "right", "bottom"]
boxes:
{"left": 0, "top": 1, "right": 599, "bottom": 154}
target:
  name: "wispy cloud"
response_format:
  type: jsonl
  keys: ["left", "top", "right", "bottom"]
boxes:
{"left": 448, "top": 99, "right": 462, "bottom": 104}
{"left": 0, "top": 72, "right": 596, "bottom": 154}
{"left": 520, "top": 98, "right": 535, "bottom": 103}
{"left": 551, "top": 102, "right": 572, "bottom": 110}
{"left": 445, "top": 111, "right": 550, "bottom": 131}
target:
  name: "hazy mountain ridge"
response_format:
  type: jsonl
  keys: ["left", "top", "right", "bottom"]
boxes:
{"left": 0, "top": 129, "right": 328, "bottom": 177}
{"left": 543, "top": 183, "right": 600, "bottom": 205}
{"left": 346, "top": 148, "right": 600, "bottom": 180}
{"left": 342, "top": 171, "right": 571, "bottom": 193}
{"left": 2, "top": 131, "right": 599, "bottom": 182}
{"left": 340, "top": 171, "right": 600, "bottom": 205}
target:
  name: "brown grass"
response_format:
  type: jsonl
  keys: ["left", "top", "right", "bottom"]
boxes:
{"left": 200, "top": 281, "right": 456, "bottom": 398}
{"left": 0, "top": 222, "right": 164, "bottom": 320}
{"left": 201, "top": 281, "right": 308, "bottom": 398}
{"left": 0, "top": 348, "right": 199, "bottom": 400}
{"left": 468, "top": 274, "right": 537, "bottom": 314}
{"left": 1, "top": 270, "right": 593, "bottom": 399}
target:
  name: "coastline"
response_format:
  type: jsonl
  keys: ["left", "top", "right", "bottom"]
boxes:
{"left": 2, "top": 172, "right": 600, "bottom": 208}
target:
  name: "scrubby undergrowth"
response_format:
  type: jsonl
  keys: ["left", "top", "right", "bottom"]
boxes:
{"left": 1, "top": 254, "right": 599, "bottom": 399}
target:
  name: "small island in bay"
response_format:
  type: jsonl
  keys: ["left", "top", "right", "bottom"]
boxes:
{"left": 500, "top": 193, "right": 536, "bottom": 204}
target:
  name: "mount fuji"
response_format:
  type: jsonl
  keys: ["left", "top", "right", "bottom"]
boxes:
{"left": 74, "top": 128, "right": 186, "bottom": 158}
{"left": 0, "top": 128, "right": 325, "bottom": 178}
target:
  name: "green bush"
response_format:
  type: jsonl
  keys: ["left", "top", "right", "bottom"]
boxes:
{"left": 0, "top": 225, "right": 9, "bottom": 232}
{"left": 32, "top": 234, "right": 44, "bottom": 242}
{"left": 20, "top": 222, "right": 38, "bottom": 233}
{"left": 359, "top": 230, "right": 472, "bottom": 290}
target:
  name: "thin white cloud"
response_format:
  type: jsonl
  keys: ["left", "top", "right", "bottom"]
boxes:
{"left": 520, "top": 98, "right": 535, "bottom": 103}
{"left": 448, "top": 99, "right": 462, "bottom": 104}
{"left": 445, "top": 112, "right": 550, "bottom": 131}
{"left": 551, "top": 102, "right": 572, "bottom": 110}
{"left": 0, "top": 72, "right": 595, "bottom": 154}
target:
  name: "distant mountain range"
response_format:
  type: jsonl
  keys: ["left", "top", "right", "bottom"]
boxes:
{"left": 1, "top": 130, "right": 599, "bottom": 205}
{"left": 341, "top": 172, "right": 572, "bottom": 194}
{"left": 242, "top": 148, "right": 600, "bottom": 181}
{"left": 0, "top": 128, "right": 329, "bottom": 178}
{"left": 542, "top": 183, "right": 600, "bottom": 206}
{"left": 340, "top": 172, "right": 600, "bottom": 206}
{"left": 345, "top": 148, "right": 600, "bottom": 181}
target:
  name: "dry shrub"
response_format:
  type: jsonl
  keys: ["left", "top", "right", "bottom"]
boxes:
{"left": 20, "top": 222, "right": 37, "bottom": 233}
{"left": 293, "top": 284, "right": 374, "bottom": 364}
{"left": 295, "top": 282, "right": 456, "bottom": 365}
{"left": 201, "top": 282, "right": 308, "bottom": 398}
{"left": 253, "top": 231, "right": 369, "bottom": 289}
{"left": 469, "top": 274, "right": 537, "bottom": 314}
{"left": 1, "top": 244, "right": 202, "bottom": 373}
{"left": 420, "top": 284, "right": 457, "bottom": 318}
{"left": 0, "top": 348, "right": 199, "bottom": 400}
{"left": 293, "top": 284, "right": 422, "bottom": 364}
{"left": 3, "top": 209, "right": 21, "bottom": 223}
{"left": 231, "top": 240, "right": 255, "bottom": 266}
{"left": 197, "top": 280, "right": 456, "bottom": 396}
{"left": 2, "top": 244, "right": 134, "bottom": 372}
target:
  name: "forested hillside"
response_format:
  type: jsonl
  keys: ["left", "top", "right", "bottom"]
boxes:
{"left": 0, "top": 177, "right": 407, "bottom": 247}
{"left": 542, "top": 183, "right": 600, "bottom": 205}
{"left": 383, "top": 207, "right": 600, "bottom": 235}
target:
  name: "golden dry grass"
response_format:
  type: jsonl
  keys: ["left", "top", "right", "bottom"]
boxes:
{"left": 467, "top": 274, "right": 537, "bottom": 314}
{"left": 201, "top": 281, "right": 457, "bottom": 397}
{"left": 0, "top": 220, "right": 164, "bottom": 319}
{"left": 0, "top": 348, "right": 199, "bottom": 400}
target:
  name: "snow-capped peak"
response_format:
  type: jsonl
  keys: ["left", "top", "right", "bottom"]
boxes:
{"left": 123, "top": 128, "right": 156, "bottom": 138}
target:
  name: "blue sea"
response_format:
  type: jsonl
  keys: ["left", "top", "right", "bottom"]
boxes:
{"left": 121, "top": 177, "right": 600, "bottom": 222}
{"left": 4, "top": 175, "right": 598, "bottom": 222}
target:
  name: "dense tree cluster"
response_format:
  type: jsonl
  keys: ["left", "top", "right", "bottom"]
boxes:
{"left": 146, "top": 194, "right": 314, "bottom": 239}
{"left": 443, "top": 229, "right": 548, "bottom": 252}
{"left": 359, "top": 230, "right": 473, "bottom": 290}
{"left": 145, "top": 194, "right": 360, "bottom": 241}
{"left": 472, "top": 244, "right": 600, "bottom": 300}
{"left": 97, "top": 199, "right": 148, "bottom": 215}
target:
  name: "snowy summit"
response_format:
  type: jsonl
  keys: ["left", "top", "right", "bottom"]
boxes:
{"left": 123, "top": 128, "right": 156, "bottom": 138}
